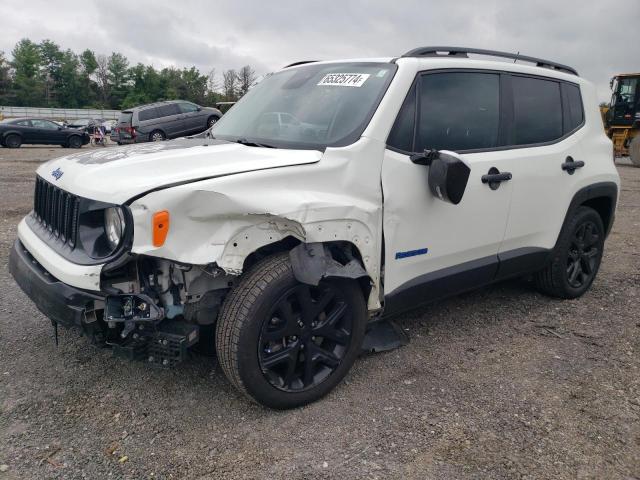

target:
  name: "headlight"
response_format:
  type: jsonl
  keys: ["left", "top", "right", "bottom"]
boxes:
{"left": 104, "top": 207, "right": 125, "bottom": 250}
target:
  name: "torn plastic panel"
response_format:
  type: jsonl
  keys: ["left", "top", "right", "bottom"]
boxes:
{"left": 289, "top": 242, "right": 369, "bottom": 285}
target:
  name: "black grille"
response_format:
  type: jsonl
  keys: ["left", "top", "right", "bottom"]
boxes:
{"left": 33, "top": 176, "right": 80, "bottom": 247}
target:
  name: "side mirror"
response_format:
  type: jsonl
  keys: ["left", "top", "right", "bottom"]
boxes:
{"left": 411, "top": 149, "right": 470, "bottom": 205}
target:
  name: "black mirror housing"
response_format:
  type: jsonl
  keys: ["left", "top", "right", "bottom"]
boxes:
{"left": 427, "top": 151, "right": 470, "bottom": 205}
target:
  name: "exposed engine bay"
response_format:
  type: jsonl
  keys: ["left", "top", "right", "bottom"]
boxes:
{"left": 85, "top": 256, "right": 236, "bottom": 367}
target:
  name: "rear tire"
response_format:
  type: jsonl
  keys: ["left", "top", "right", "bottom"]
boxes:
{"left": 215, "top": 252, "right": 367, "bottom": 409}
{"left": 149, "top": 130, "right": 165, "bottom": 142}
{"left": 630, "top": 134, "right": 640, "bottom": 167}
{"left": 68, "top": 135, "right": 82, "bottom": 149}
{"left": 535, "top": 206, "right": 605, "bottom": 298}
{"left": 5, "top": 134, "right": 21, "bottom": 148}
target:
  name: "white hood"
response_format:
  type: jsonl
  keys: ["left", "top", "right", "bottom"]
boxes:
{"left": 37, "top": 138, "right": 322, "bottom": 203}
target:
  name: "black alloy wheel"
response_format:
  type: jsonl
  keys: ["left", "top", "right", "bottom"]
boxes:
{"left": 258, "top": 282, "right": 353, "bottom": 392}
{"left": 566, "top": 220, "right": 600, "bottom": 289}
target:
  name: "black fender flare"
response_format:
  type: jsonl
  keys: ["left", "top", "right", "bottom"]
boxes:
{"left": 557, "top": 181, "right": 618, "bottom": 244}
{"left": 289, "top": 242, "right": 369, "bottom": 286}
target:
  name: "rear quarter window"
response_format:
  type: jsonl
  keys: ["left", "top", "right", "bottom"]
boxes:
{"left": 118, "top": 112, "right": 133, "bottom": 124}
{"left": 512, "top": 76, "right": 563, "bottom": 145}
{"left": 563, "top": 83, "right": 584, "bottom": 132}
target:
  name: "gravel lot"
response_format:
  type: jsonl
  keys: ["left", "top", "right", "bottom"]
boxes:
{"left": 0, "top": 145, "right": 638, "bottom": 479}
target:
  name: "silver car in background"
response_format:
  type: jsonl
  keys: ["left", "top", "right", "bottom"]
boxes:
{"left": 113, "top": 100, "right": 222, "bottom": 144}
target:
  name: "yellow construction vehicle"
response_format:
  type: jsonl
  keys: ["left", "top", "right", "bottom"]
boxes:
{"left": 602, "top": 73, "right": 640, "bottom": 166}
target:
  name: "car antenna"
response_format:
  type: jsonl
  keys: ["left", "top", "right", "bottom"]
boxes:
{"left": 513, "top": 51, "right": 520, "bottom": 63}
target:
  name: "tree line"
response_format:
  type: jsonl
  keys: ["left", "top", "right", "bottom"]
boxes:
{"left": 0, "top": 38, "right": 257, "bottom": 110}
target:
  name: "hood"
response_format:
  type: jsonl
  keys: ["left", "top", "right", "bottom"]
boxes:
{"left": 37, "top": 138, "right": 322, "bottom": 204}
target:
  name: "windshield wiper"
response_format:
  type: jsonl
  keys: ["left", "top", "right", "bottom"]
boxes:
{"left": 235, "top": 137, "right": 277, "bottom": 148}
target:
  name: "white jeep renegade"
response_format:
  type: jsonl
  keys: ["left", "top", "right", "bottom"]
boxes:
{"left": 10, "top": 47, "right": 620, "bottom": 409}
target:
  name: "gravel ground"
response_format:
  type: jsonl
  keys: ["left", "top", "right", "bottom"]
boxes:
{"left": 0, "top": 146, "right": 638, "bottom": 479}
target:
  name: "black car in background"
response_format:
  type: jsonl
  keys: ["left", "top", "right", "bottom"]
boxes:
{"left": 0, "top": 118, "right": 90, "bottom": 148}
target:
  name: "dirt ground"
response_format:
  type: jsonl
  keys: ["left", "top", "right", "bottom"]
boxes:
{"left": 0, "top": 145, "right": 638, "bottom": 480}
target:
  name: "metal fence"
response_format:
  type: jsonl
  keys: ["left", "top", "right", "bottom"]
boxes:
{"left": 0, "top": 106, "right": 121, "bottom": 121}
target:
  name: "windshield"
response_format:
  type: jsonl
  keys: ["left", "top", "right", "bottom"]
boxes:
{"left": 212, "top": 62, "right": 397, "bottom": 150}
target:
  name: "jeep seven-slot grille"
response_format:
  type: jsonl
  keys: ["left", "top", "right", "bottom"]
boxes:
{"left": 33, "top": 176, "right": 80, "bottom": 247}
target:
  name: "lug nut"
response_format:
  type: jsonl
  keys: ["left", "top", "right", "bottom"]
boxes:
{"left": 162, "top": 359, "right": 169, "bottom": 366}
{"left": 148, "top": 356, "right": 155, "bottom": 362}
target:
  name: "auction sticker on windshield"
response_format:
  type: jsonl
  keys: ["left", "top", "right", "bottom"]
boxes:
{"left": 317, "top": 73, "right": 370, "bottom": 87}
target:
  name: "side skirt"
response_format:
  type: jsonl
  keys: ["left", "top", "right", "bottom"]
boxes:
{"left": 382, "top": 247, "right": 550, "bottom": 318}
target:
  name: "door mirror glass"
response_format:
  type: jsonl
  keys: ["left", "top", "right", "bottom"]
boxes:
{"left": 424, "top": 150, "right": 470, "bottom": 205}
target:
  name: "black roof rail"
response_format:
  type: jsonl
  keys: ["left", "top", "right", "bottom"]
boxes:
{"left": 284, "top": 60, "right": 318, "bottom": 68}
{"left": 401, "top": 46, "right": 578, "bottom": 76}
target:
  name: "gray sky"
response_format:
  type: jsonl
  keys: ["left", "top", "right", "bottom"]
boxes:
{"left": 2, "top": 0, "right": 639, "bottom": 101}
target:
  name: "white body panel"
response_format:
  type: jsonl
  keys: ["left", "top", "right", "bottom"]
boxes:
{"left": 382, "top": 148, "right": 512, "bottom": 294}
{"left": 35, "top": 141, "right": 322, "bottom": 204}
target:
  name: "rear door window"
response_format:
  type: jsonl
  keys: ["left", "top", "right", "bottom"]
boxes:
{"left": 138, "top": 108, "right": 159, "bottom": 122}
{"left": 156, "top": 104, "right": 181, "bottom": 117}
{"left": 512, "top": 76, "right": 562, "bottom": 145}
{"left": 31, "top": 119, "right": 58, "bottom": 129}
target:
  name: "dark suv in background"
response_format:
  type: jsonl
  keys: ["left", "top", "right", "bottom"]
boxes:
{"left": 113, "top": 100, "right": 222, "bottom": 144}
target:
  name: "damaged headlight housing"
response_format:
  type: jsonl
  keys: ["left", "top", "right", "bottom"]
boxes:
{"left": 105, "top": 206, "right": 126, "bottom": 250}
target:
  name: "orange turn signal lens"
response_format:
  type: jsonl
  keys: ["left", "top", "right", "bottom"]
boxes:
{"left": 152, "top": 210, "right": 170, "bottom": 247}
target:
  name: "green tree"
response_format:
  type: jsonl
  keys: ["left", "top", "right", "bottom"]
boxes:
{"left": 11, "top": 38, "right": 44, "bottom": 106}
{"left": 107, "top": 52, "right": 129, "bottom": 108}
{"left": 0, "top": 51, "right": 12, "bottom": 104}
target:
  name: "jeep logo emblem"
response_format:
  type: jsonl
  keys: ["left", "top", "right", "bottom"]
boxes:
{"left": 51, "top": 167, "right": 64, "bottom": 181}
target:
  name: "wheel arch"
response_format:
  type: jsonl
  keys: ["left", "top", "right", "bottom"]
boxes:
{"left": 242, "top": 237, "right": 373, "bottom": 307}
{"left": 563, "top": 182, "right": 618, "bottom": 241}
{"left": 2, "top": 130, "right": 23, "bottom": 141}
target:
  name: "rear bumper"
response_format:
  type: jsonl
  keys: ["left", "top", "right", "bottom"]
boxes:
{"left": 9, "top": 239, "right": 104, "bottom": 328}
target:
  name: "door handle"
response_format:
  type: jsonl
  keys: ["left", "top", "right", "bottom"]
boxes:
{"left": 481, "top": 167, "right": 512, "bottom": 190}
{"left": 561, "top": 156, "right": 585, "bottom": 174}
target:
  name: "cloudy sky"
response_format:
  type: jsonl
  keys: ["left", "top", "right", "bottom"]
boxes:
{"left": 2, "top": 0, "right": 639, "bottom": 101}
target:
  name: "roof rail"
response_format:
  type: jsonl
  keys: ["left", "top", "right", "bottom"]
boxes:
{"left": 401, "top": 46, "right": 578, "bottom": 76}
{"left": 284, "top": 60, "right": 318, "bottom": 68}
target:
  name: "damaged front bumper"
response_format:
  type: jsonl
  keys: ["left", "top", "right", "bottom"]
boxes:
{"left": 9, "top": 239, "right": 199, "bottom": 367}
{"left": 9, "top": 239, "right": 104, "bottom": 328}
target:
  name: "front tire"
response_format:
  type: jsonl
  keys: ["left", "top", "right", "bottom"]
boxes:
{"left": 207, "top": 116, "right": 220, "bottom": 129}
{"left": 68, "top": 135, "right": 82, "bottom": 148}
{"left": 535, "top": 206, "right": 605, "bottom": 298}
{"left": 215, "top": 252, "right": 367, "bottom": 409}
